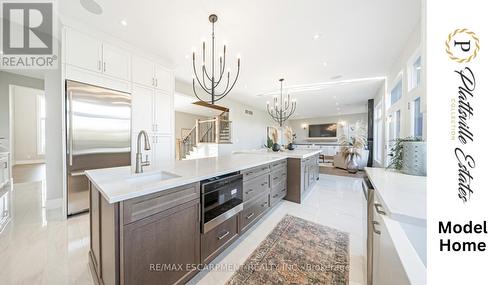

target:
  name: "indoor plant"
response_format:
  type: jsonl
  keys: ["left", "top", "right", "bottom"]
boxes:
{"left": 339, "top": 122, "right": 367, "bottom": 173}
{"left": 284, "top": 126, "right": 295, "bottom": 150}
{"left": 270, "top": 128, "right": 281, "bottom": 151}
{"left": 387, "top": 136, "right": 426, "bottom": 176}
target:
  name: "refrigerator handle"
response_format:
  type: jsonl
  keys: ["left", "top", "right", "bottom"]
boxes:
{"left": 68, "top": 91, "right": 74, "bottom": 166}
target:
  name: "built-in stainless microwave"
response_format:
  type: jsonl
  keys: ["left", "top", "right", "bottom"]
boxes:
{"left": 201, "top": 172, "right": 243, "bottom": 233}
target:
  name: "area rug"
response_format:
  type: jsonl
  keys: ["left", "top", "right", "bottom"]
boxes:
{"left": 226, "top": 215, "right": 350, "bottom": 285}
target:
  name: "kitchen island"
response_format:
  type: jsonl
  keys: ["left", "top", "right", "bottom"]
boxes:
{"left": 85, "top": 151, "right": 320, "bottom": 285}
{"left": 233, "top": 149, "right": 322, "bottom": 203}
{"left": 364, "top": 167, "right": 426, "bottom": 285}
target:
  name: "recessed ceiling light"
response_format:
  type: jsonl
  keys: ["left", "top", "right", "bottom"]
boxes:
{"left": 313, "top": 33, "right": 321, "bottom": 40}
{"left": 322, "top": 62, "right": 328, "bottom": 67}
{"left": 333, "top": 95, "right": 337, "bottom": 99}
{"left": 120, "top": 19, "right": 128, "bottom": 26}
{"left": 336, "top": 102, "right": 339, "bottom": 106}
{"left": 80, "top": 0, "right": 103, "bottom": 15}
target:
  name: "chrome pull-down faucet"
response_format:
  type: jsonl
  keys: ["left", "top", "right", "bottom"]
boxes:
{"left": 135, "top": 130, "right": 151, "bottom": 173}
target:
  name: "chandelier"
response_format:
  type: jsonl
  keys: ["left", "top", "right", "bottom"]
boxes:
{"left": 266, "top": 79, "right": 297, "bottom": 127}
{"left": 192, "top": 14, "right": 240, "bottom": 104}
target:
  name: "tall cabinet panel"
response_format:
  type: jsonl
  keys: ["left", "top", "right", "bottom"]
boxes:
{"left": 131, "top": 56, "right": 175, "bottom": 171}
{"left": 131, "top": 85, "right": 155, "bottom": 134}
{"left": 155, "top": 90, "right": 173, "bottom": 134}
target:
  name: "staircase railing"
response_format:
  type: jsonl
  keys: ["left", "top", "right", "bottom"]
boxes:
{"left": 177, "top": 125, "right": 197, "bottom": 160}
{"left": 177, "top": 111, "right": 232, "bottom": 160}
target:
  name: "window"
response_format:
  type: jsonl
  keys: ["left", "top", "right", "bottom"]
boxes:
{"left": 390, "top": 79, "right": 403, "bottom": 106}
{"left": 388, "top": 110, "right": 401, "bottom": 141}
{"left": 374, "top": 103, "right": 383, "bottom": 163}
{"left": 37, "top": 94, "right": 46, "bottom": 155}
{"left": 412, "top": 97, "right": 423, "bottom": 137}
{"left": 408, "top": 54, "right": 421, "bottom": 91}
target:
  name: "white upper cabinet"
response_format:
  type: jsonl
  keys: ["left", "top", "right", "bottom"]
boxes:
{"left": 155, "top": 65, "right": 173, "bottom": 92}
{"left": 154, "top": 90, "right": 173, "bottom": 134}
{"left": 132, "top": 85, "right": 155, "bottom": 134}
{"left": 65, "top": 28, "right": 102, "bottom": 73}
{"left": 132, "top": 56, "right": 155, "bottom": 87}
{"left": 131, "top": 56, "right": 173, "bottom": 92}
{"left": 102, "top": 43, "right": 131, "bottom": 80}
{"left": 65, "top": 28, "right": 131, "bottom": 81}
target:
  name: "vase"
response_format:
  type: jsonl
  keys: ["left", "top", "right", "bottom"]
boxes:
{"left": 345, "top": 154, "right": 359, "bottom": 174}
{"left": 272, "top": 143, "right": 281, "bottom": 152}
{"left": 287, "top": 143, "right": 295, "bottom": 150}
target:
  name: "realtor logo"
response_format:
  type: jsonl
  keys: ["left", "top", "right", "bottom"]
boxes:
{"left": 1, "top": 1, "right": 57, "bottom": 69}
{"left": 445, "top": 28, "right": 480, "bottom": 63}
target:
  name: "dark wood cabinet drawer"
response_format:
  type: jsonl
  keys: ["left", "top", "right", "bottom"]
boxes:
{"left": 123, "top": 182, "right": 199, "bottom": 225}
{"left": 122, "top": 199, "right": 201, "bottom": 285}
{"left": 270, "top": 167, "right": 287, "bottom": 187}
{"left": 270, "top": 159, "right": 287, "bottom": 170}
{"left": 201, "top": 214, "right": 239, "bottom": 263}
{"left": 270, "top": 184, "right": 287, "bottom": 206}
{"left": 243, "top": 174, "right": 269, "bottom": 201}
{"left": 241, "top": 164, "right": 270, "bottom": 182}
{"left": 240, "top": 192, "right": 269, "bottom": 232}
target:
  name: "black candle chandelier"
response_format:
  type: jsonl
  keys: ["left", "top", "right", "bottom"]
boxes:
{"left": 192, "top": 14, "right": 240, "bottom": 104}
{"left": 266, "top": 79, "right": 297, "bottom": 127}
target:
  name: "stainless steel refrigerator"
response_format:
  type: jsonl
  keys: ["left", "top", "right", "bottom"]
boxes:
{"left": 66, "top": 80, "right": 131, "bottom": 216}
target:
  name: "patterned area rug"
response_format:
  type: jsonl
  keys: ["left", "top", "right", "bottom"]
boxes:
{"left": 226, "top": 215, "right": 350, "bottom": 285}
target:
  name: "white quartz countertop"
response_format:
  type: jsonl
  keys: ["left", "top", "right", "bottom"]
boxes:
{"left": 233, "top": 148, "right": 321, "bottom": 159}
{"left": 85, "top": 153, "right": 287, "bottom": 204}
{"left": 365, "top": 167, "right": 426, "bottom": 226}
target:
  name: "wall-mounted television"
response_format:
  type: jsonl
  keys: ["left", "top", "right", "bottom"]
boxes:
{"left": 308, "top": 123, "right": 337, "bottom": 138}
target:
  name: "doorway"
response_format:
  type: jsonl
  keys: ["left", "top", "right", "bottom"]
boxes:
{"left": 9, "top": 85, "right": 47, "bottom": 184}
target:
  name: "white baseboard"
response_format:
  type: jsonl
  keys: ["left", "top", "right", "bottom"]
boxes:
{"left": 45, "top": 198, "right": 62, "bottom": 209}
{"left": 14, "top": 159, "right": 45, "bottom": 165}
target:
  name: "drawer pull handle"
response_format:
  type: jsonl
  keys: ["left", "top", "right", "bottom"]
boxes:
{"left": 246, "top": 213, "right": 255, "bottom": 219}
{"left": 261, "top": 202, "right": 267, "bottom": 207}
{"left": 281, "top": 188, "right": 286, "bottom": 193}
{"left": 372, "top": 221, "right": 381, "bottom": 235}
{"left": 261, "top": 182, "right": 267, "bottom": 186}
{"left": 218, "top": 231, "right": 230, "bottom": 240}
{"left": 374, "top": 203, "right": 386, "bottom": 215}
{"left": 273, "top": 177, "right": 279, "bottom": 180}
{"left": 272, "top": 194, "right": 278, "bottom": 198}
{"left": 245, "top": 189, "right": 254, "bottom": 194}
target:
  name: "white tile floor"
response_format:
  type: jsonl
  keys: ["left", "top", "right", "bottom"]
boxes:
{"left": 0, "top": 174, "right": 366, "bottom": 285}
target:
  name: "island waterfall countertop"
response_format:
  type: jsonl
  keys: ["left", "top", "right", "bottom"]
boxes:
{"left": 365, "top": 167, "right": 426, "bottom": 225}
{"left": 232, "top": 148, "right": 322, "bottom": 159}
{"left": 85, "top": 153, "right": 293, "bottom": 204}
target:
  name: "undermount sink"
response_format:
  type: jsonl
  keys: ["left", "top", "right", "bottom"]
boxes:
{"left": 126, "top": 171, "right": 180, "bottom": 186}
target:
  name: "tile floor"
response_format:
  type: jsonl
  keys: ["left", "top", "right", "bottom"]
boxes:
{"left": 0, "top": 174, "right": 366, "bottom": 285}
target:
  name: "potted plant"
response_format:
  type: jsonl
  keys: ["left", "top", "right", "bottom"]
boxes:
{"left": 338, "top": 122, "right": 367, "bottom": 173}
{"left": 387, "top": 137, "right": 426, "bottom": 176}
{"left": 284, "top": 126, "right": 295, "bottom": 150}
{"left": 270, "top": 128, "right": 281, "bottom": 152}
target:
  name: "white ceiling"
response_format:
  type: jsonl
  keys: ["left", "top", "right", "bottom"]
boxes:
{"left": 58, "top": 0, "right": 420, "bottom": 117}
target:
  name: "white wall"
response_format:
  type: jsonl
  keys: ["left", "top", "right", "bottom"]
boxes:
{"left": 176, "top": 81, "right": 274, "bottom": 156}
{"left": 373, "top": 85, "right": 386, "bottom": 167}
{"left": 11, "top": 85, "right": 45, "bottom": 163}
{"left": 374, "top": 18, "right": 425, "bottom": 167}
{"left": 287, "top": 113, "right": 368, "bottom": 143}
